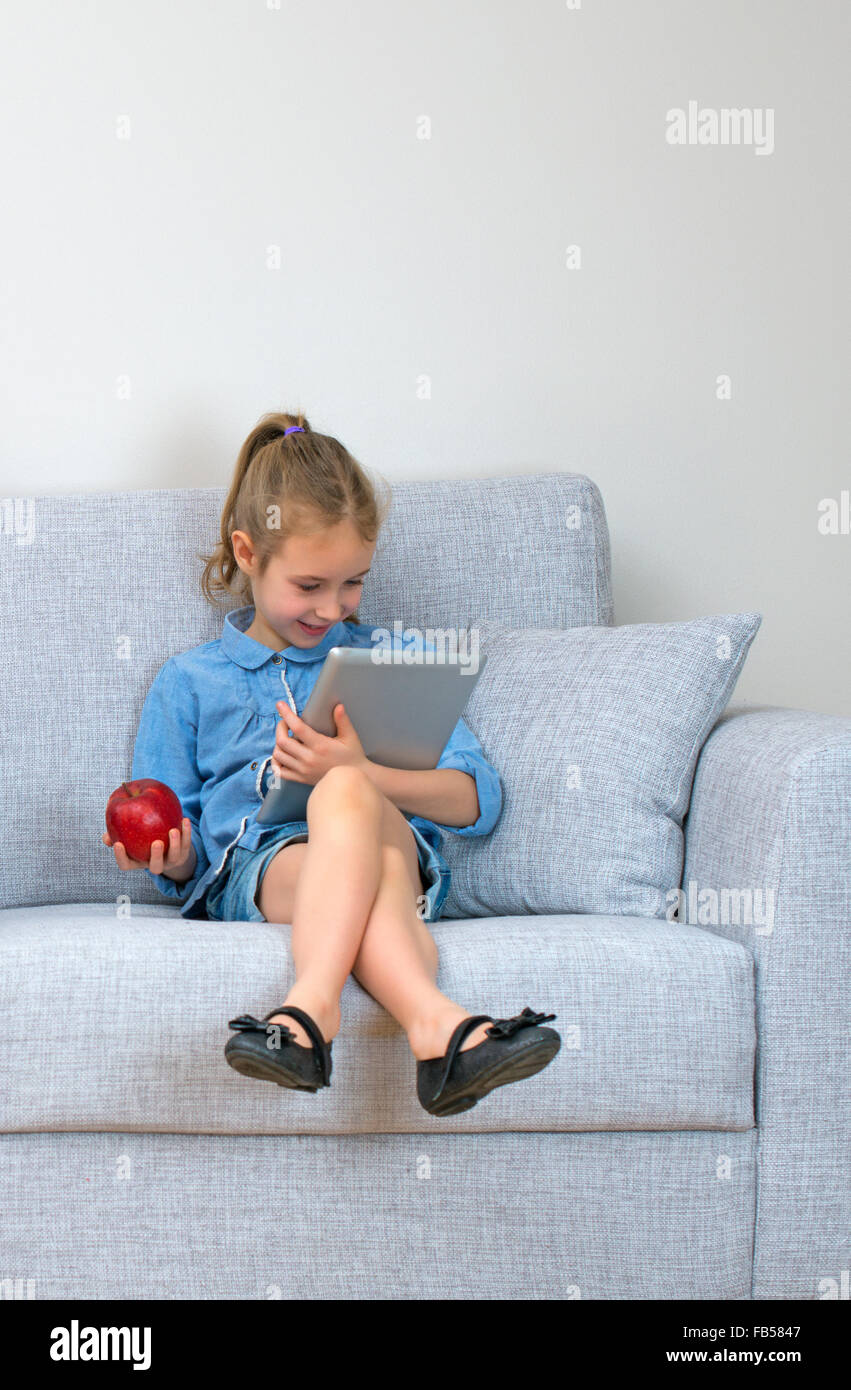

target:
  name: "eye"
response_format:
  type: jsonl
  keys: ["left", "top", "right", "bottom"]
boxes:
{"left": 296, "top": 579, "right": 364, "bottom": 592}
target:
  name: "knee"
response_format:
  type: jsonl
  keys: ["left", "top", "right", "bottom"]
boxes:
{"left": 307, "top": 764, "right": 383, "bottom": 818}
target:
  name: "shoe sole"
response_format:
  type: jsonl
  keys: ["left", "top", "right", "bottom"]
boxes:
{"left": 225, "top": 1043, "right": 321, "bottom": 1092}
{"left": 425, "top": 1037, "right": 561, "bottom": 1116}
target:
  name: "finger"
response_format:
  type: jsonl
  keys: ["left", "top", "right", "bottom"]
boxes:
{"left": 275, "top": 705, "right": 295, "bottom": 737}
{"left": 113, "top": 842, "right": 143, "bottom": 871}
{"left": 275, "top": 743, "right": 305, "bottom": 769}
{"left": 272, "top": 750, "right": 311, "bottom": 783}
{"left": 277, "top": 702, "right": 317, "bottom": 747}
{"left": 170, "top": 822, "right": 189, "bottom": 862}
{"left": 149, "top": 839, "right": 165, "bottom": 874}
{"left": 277, "top": 724, "right": 305, "bottom": 750}
{"left": 162, "top": 825, "right": 182, "bottom": 864}
{"left": 273, "top": 768, "right": 309, "bottom": 786}
{"left": 181, "top": 817, "right": 192, "bottom": 856}
{"left": 275, "top": 712, "right": 304, "bottom": 748}
{"left": 103, "top": 831, "right": 112, "bottom": 846}
{"left": 333, "top": 702, "right": 350, "bottom": 735}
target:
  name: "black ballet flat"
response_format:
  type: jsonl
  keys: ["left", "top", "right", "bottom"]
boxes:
{"left": 224, "top": 1004, "right": 333, "bottom": 1092}
{"left": 416, "top": 1007, "right": 561, "bottom": 1117}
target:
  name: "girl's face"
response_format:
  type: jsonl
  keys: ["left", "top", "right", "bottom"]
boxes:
{"left": 232, "top": 519, "right": 375, "bottom": 650}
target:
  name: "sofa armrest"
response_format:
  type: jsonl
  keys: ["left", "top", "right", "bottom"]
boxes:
{"left": 682, "top": 705, "right": 851, "bottom": 1299}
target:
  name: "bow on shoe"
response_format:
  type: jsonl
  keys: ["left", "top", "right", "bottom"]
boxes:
{"left": 227, "top": 1013, "right": 296, "bottom": 1042}
{"left": 425, "top": 1006, "right": 558, "bottom": 1108}
{"left": 485, "top": 1007, "right": 556, "bottom": 1040}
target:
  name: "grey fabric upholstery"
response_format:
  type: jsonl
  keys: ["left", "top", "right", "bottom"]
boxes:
{"left": 438, "top": 615, "right": 761, "bottom": 919}
{"left": 0, "top": 904, "right": 755, "bottom": 1134}
{"left": 682, "top": 706, "right": 851, "bottom": 1301}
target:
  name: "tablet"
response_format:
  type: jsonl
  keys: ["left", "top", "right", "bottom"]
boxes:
{"left": 256, "top": 645, "right": 488, "bottom": 825}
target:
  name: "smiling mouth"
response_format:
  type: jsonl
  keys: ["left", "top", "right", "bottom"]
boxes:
{"left": 298, "top": 620, "right": 330, "bottom": 633}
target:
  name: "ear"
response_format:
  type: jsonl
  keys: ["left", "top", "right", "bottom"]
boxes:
{"left": 230, "top": 529, "right": 256, "bottom": 573}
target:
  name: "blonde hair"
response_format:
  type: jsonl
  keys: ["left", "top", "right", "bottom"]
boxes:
{"left": 200, "top": 410, "right": 392, "bottom": 619}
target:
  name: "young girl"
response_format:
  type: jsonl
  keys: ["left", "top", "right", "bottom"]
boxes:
{"left": 103, "top": 412, "right": 561, "bottom": 1116}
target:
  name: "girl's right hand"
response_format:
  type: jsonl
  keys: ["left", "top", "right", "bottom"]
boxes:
{"left": 102, "top": 817, "right": 195, "bottom": 879}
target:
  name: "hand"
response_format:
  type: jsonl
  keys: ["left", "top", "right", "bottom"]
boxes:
{"left": 102, "top": 817, "right": 196, "bottom": 881}
{"left": 271, "top": 701, "right": 367, "bottom": 787}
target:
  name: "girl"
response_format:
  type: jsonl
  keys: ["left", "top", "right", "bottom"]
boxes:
{"left": 103, "top": 411, "right": 561, "bottom": 1116}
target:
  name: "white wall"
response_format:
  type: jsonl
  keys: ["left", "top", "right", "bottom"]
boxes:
{"left": 1, "top": 0, "right": 848, "bottom": 713}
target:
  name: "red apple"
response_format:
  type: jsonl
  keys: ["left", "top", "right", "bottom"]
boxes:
{"left": 105, "top": 779, "right": 184, "bottom": 863}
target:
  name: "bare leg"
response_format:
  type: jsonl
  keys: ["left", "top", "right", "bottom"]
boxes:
{"left": 347, "top": 795, "right": 493, "bottom": 1061}
{"left": 258, "top": 765, "right": 385, "bottom": 1047}
{"left": 256, "top": 766, "right": 491, "bottom": 1058}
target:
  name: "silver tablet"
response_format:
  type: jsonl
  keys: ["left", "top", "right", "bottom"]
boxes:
{"left": 257, "top": 646, "right": 487, "bottom": 825}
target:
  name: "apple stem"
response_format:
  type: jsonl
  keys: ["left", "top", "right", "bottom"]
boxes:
{"left": 121, "top": 782, "right": 134, "bottom": 797}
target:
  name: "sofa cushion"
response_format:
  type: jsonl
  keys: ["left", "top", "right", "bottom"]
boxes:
{"left": 0, "top": 472, "right": 612, "bottom": 912}
{"left": 0, "top": 903, "right": 755, "bottom": 1134}
{"left": 439, "top": 614, "right": 762, "bottom": 919}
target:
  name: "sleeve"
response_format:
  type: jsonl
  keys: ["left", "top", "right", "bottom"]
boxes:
{"left": 431, "top": 715, "right": 504, "bottom": 837}
{"left": 130, "top": 658, "right": 211, "bottom": 905}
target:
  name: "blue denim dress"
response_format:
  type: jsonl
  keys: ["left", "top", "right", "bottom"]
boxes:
{"left": 205, "top": 818, "right": 451, "bottom": 924}
{"left": 132, "top": 607, "right": 502, "bottom": 921}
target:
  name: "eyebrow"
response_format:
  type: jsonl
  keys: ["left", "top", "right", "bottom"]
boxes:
{"left": 290, "top": 569, "right": 371, "bottom": 581}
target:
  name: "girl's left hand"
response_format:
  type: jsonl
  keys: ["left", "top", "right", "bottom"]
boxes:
{"left": 271, "top": 701, "right": 368, "bottom": 786}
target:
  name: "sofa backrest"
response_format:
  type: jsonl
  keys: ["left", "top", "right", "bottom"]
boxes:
{"left": 0, "top": 471, "right": 613, "bottom": 910}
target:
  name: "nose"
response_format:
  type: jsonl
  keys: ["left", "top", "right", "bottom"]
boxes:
{"left": 312, "top": 604, "right": 344, "bottom": 624}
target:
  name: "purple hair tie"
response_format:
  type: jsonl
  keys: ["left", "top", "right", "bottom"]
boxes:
{"left": 284, "top": 425, "right": 304, "bottom": 436}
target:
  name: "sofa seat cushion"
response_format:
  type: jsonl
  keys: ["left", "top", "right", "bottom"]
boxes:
{"left": 0, "top": 904, "right": 755, "bottom": 1134}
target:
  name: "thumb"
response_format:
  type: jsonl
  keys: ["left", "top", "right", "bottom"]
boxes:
{"left": 335, "top": 702, "right": 354, "bottom": 731}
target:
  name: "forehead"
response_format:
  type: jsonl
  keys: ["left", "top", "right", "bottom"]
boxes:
{"left": 277, "top": 521, "right": 374, "bottom": 572}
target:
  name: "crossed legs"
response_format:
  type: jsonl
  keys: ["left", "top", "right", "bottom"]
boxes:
{"left": 256, "top": 765, "right": 492, "bottom": 1059}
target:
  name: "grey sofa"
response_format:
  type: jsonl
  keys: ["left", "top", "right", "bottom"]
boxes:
{"left": 1, "top": 471, "right": 848, "bottom": 1300}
